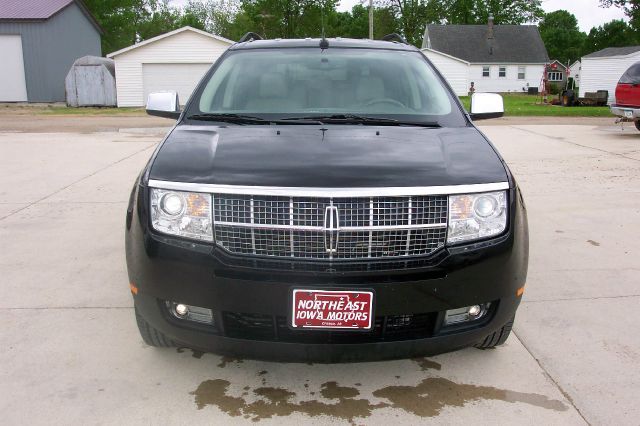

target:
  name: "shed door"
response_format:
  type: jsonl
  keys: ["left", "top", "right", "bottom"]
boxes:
{"left": 0, "top": 35, "right": 28, "bottom": 102}
{"left": 142, "top": 63, "right": 211, "bottom": 106}
{"left": 75, "top": 66, "right": 104, "bottom": 106}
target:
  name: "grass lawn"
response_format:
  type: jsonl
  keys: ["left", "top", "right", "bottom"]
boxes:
{"left": 0, "top": 105, "right": 145, "bottom": 116}
{"left": 37, "top": 106, "right": 145, "bottom": 115}
{"left": 2, "top": 93, "right": 611, "bottom": 117}
{"left": 459, "top": 94, "right": 612, "bottom": 117}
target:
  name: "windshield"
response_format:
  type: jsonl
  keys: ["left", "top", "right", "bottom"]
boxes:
{"left": 186, "top": 48, "right": 466, "bottom": 126}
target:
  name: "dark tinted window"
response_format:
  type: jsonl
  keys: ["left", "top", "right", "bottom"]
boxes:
{"left": 186, "top": 48, "right": 466, "bottom": 127}
{"left": 619, "top": 62, "right": 640, "bottom": 84}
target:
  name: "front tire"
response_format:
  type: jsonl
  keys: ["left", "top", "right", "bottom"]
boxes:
{"left": 475, "top": 317, "right": 514, "bottom": 349}
{"left": 135, "top": 306, "right": 176, "bottom": 347}
{"left": 634, "top": 120, "right": 640, "bottom": 131}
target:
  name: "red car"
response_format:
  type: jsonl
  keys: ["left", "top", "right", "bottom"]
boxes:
{"left": 611, "top": 62, "right": 640, "bottom": 130}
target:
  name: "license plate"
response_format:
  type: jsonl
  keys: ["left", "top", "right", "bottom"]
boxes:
{"left": 625, "top": 110, "right": 634, "bottom": 118}
{"left": 291, "top": 289, "right": 374, "bottom": 330}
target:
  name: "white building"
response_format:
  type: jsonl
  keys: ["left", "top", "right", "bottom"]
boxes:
{"left": 421, "top": 19, "right": 549, "bottom": 96}
{"left": 107, "top": 26, "right": 234, "bottom": 107}
{"left": 579, "top": 46, "right": 640, "bottom": 104}
{"left": 569, "top": 60, "right": 581, "bottom": 88}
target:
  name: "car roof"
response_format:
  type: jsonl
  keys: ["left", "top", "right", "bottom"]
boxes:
{"left": 229, "top": 38, "right": 419, "bottom": 52}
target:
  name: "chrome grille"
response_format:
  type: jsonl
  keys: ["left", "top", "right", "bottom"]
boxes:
{"left": 213, "top": 193, "right": 447, "bottom": 261}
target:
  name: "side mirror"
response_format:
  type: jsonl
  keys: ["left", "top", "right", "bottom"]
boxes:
{"left": 146, "top": 91, "right": 181, "bottom": 119}
{"left": 470, "top": 93, "right": 504, "bottom": 120}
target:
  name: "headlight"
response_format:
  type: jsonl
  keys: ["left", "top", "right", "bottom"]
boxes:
{"left": 447, "top": 191, "right": 507, "bottom": 244}
{"left": 150, "top": 188, "right": 213, "bottom": 241}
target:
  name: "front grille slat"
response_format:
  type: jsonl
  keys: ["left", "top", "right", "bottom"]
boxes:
{"left": 222, "top": 313, "right": 435, "bottom": 343}
{"left": 213, "top": 193, "right": 447, "bottom": 261}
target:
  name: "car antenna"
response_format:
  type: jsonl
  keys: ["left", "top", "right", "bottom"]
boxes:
{"left": 319, "top": 3, "right": 329, "bottom": 49}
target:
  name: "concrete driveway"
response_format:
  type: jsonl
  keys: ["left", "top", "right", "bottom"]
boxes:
{"left": 1, "top": 116, "right": 638, "bottom": 425}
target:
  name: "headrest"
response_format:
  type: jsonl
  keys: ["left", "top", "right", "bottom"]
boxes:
{"left": 259, "top": 73, "right": 287, "bottom": 98}
{"left": 356, "top": 77, "right": 385, "bottom": 101}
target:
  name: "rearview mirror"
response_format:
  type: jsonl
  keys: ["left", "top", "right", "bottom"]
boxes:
{"left": 470, "top": 93, "right": 504, "bottom": 120}
{"left": 146, "top": 92, "right": 181, "bottom": 119}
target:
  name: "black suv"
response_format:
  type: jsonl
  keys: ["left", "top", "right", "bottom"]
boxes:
{"left": 126, "top": 36, "right": 528, "bottom": 362}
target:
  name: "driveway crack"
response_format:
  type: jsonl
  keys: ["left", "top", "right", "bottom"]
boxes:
{"left": 0, "top": 143, "right": 155, "bottom": 221}
{"left": 510, "top": 126, "right": 640, "bottom": 163}
{"left": 514, "top": 331, "right": 591, "bottom": 425}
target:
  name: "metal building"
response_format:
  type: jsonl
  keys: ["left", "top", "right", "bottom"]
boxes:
{"left": 0, "top": 0, "right": 102, "bottom": 102}
{"left": 65, "top": 56, "right": 116, "bottom": 107}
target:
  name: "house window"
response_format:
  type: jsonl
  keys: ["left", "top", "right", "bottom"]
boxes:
{"left": 518, "top": 66, "right": 526, "bottom": 80}
{"left": 547, "top": 71, "right": 563, "bottom": 81}
{"left": 499, "top": 66, "right": 507, "bottom": 78}
{"left": 483, "top": 66, "right": 490, "bottom": 77}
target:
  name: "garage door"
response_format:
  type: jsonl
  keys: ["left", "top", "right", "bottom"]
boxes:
{"left": 142, "top": 63, "right": 211, "bottom": 106}
{"left": 0, "top": 35, "right": 28, "bottom": 102}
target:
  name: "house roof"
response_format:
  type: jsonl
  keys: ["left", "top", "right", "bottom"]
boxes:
{"left": 0, "top": 0, "right": 103, "bottom": 34}
{"left": 424, "top": 24, "right": 549, "bottom": 64}
{"left": 548, "top": 60, "right": 568, "bottom": 71}
{"left": 421, "top": 47, "right": 471, "bottom": 65}
{"left": 583, "top": 46, "right": 640, "bottom": 59}
{"left": 107, "top": 26, "right": 234, "bottom": 58}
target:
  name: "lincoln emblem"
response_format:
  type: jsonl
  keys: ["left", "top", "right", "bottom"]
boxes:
{"left": 324, "top": 205, "right": 339, "bottom": 253}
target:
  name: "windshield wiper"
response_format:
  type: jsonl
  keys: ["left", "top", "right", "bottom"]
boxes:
{"left": 281, "top": 114, "right": 440, "bottom": 127}
{"left": 186, "top": 113, "right": 269, "bottom": 124}
{"left": 186, "top": 113, "right": 322, "bottom": 125}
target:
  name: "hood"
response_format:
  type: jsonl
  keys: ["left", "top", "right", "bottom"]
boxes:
{"left": 149, "top": 124, "right": 507, "bottom": 188}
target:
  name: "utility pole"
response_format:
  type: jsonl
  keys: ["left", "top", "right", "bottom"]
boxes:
{"left": 369, "top": 0, "right": 373, "bottom": 39}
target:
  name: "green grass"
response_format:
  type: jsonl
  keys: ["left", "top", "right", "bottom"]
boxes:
{"left": 37, "top": 106, "right": 145, "bottom": 116}
{"left": 2, "top": 94, "right": 611, "bottom": 117}
{"left": 459, "top": 94, "right": 612, "bottom": 117}
{"left": 0, "top": 105, "right": 145, "bottom": 116}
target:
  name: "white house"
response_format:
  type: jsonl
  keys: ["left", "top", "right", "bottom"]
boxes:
{"left": 421, "top": 18, "right": 549, "bottom": 96}
{"left": 579, "top": 46, "right": 640, "bottom": 104}
{"left": 569, "top": 60, "right": 581, "bottom": 87}
{"left": 107, "top": 26, "right": 234, "bottom": 107}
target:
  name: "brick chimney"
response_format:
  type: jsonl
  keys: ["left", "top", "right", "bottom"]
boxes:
{"left": 487, "top": 15, "right": 494, "bottom": 39}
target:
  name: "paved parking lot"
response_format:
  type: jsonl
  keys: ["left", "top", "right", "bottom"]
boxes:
{"left": 1, "top": 116, "right": 639, "bottom": 425}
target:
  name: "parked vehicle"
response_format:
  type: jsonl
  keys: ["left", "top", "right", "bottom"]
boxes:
{"left": 611, "top": 62, "right": 640, "bottom": 130}
{"left": 126, "top": 35, "right": 529, "bottom": 362}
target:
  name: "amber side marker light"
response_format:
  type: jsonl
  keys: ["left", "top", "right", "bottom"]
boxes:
{"left": 516, "top": 286, "right": 525, "bottom": 297}
{"left": 130, "top": 283, "right": 138, "bottom": 295}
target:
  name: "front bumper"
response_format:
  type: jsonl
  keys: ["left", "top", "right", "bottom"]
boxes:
{"left": 126, "top": 184, "right": 528, "bottom": 362}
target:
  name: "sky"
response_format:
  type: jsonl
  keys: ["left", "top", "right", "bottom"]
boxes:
{"left": 169, "top": 0, "right": 628, "bottom": 33}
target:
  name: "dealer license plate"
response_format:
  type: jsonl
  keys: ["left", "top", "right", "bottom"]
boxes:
{"left": 291, "top": 289, "right": 374, "bottom": 330}
{"left": 625, "top": 110, "right": 634, "bottom": 118}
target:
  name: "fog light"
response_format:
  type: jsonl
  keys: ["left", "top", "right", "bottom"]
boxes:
{"left": 175, "top": 303, "right": 189, "bottom": 317}
{"left": 444, "top": 303, "right": 490, "bottom": 326}
{"left": 168, "top": 302, "right": 214, "bottom": 325}
{"left": 468, "top": 305, "right": 481, "bottom": 317}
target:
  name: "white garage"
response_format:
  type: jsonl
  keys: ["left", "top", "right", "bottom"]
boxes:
{"left": 107, "top": 26, "right": 234, "bottom": 107}
{"left": 579, "top": 46, "right": 640, "bottom": 104}
{"left": 421, "top": 48, "right": 469, "bottom": 96}
{"left": 0, "top": 35, "right": 28, "bottom": 102}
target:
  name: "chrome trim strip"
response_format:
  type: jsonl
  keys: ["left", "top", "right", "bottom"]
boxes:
{"left": 405, "top": 197, "right": 412, "bottom": 256}
{"left": 289, "top": 197, "right": 294, "bottom": 257}
{"left": 213, "top": 221, "right": 447, "bottom": 231}
{"left": 148, "top": 180, "right": 510, "bottom": 196}
{"left": 249, "top": 196, "right": 256, "bottom": 255}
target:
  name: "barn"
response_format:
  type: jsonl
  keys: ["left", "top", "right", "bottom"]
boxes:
{"left": 421, "top": 18, "right": 549, "bottom": 96}
{"left": 107, "top": 26, "right": 234, "bottom": 107}
{"left": 0, "top": 0, "right": 102, "bottom": 102}
{"left": 579, "top": 46, "right": 640, "bottom": 104}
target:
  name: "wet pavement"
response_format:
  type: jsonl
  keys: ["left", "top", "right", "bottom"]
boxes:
{"left": 1, "top": 117, "right": 638, "bottom": 424}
